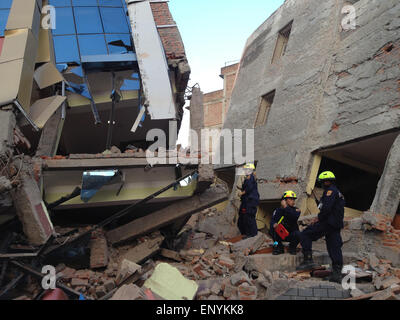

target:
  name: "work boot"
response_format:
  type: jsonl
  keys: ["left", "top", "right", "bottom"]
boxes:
{"left": 327, "top": 265, "right": 343, "bottom": 284}
{"left": 296, "top": 251, "right": 317, "bottom": 271}
{"left": 273, "top": 245, "right": 284, "bottom": 255}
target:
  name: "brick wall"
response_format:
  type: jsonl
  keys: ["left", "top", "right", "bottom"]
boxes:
{"left": 150, "top": 2, "right": 186, "bottom": 60}
{"left": 204, "top": 90, "right": 223, "bottom": 128}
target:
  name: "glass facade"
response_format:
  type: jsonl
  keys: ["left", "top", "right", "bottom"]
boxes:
{"left": 49, "top": 0, "right": 134, "bottom": 64}
{"left": 0, "top": 0, "right": 12, "bottom": 37}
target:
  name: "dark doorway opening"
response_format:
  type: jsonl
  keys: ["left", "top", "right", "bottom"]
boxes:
{"left": 318, "top": 157, "right": 379, "bottom": 211}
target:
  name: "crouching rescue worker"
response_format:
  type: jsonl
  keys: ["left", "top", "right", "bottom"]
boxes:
{"left": 297, "top": 171, "right": 345, "bottom": 284}
{"left": 237, "top": 163, "right": 260, "bottom": 239}
{"left": 270, "top": 191, "right": 301, "bottom": 255}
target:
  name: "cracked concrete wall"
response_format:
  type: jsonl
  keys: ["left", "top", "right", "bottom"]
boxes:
{"left": 370, "top": 134, "right": 400, "bottom": 217}
{"left": 223, "top": 0, "right": 400, "bottom": 203}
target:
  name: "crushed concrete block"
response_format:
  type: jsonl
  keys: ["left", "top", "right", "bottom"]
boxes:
{"left": 348, "top": 218, "right": 363, "bottom": 230}
{"left": 57, "top": 267, "right": 76, "bottom": 280}
{"left": 231, "top": 233, "right": 266, "bottom": 254}
{"left": 231, "top": 271, "right": 251, "bottom": 286}
{"left": 362, "top": 212, "right": 378, "bottom": 226}
{"left": 107, "top": 185, "right": 228, "bottom": 245}
{"left": 74, "top": 270, "right": 93, "bottom": 279}
{"left": 370, "top": 288, "right": 397, "bottom": 300}
{"left": 71, "top": 278, "right": 89, "bottom": 287}
{"left": 124, "top": 235, "right": 164, "bottom": 264}
{"left": 160, "top": 248, "right": 182, "bottom": 262}
{"left": 223, "top": 284, "right": 238, "bottom": 299}
{"left": 111, "top": 284, "right": 145, "bottom": 300}
{"left": 374, "top": 276, "right": 400, "bottom": 290}
{"left": 350, "top": 288, "right": 365, "bottom": 298}
{"left": 104, "top": 279, "right": 116, "bottom": 292}
{"left": 218, "top": 255, "right": 235, "bottom": 270}
{"left": 116, "top": 259, "right": 142, "bottom": 285}
{"left": 368, "top": 253, "right": 380, "bottom": 271}
{"left": 90, "top": 232, "right": 109, "bottom": 269}
{"left": 238, "top": 283, "right": 258, "bottom": 300}
{"left": 196, "top": 287, "right": 211, "bottom": 298}
{"left": 96, "top": 286, "right": 107, "bottom": 298}
{"left": 210, "top": 283, "right": 222, "bottom": 295}
{"left": 10, "top": 167, "right": 55, "bottom": 245}
{"left": 262, "top": 270, "right": 273, "bottom": 284}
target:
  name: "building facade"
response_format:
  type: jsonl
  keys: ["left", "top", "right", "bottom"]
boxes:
{"left": 221, "top": 0, "right": 400, "bottom": 221}
{"left": 0, "top": 0, "right": 190, "bottom": 155}
{"left": 0, "top": 0, "right": 195, "bottom": 245}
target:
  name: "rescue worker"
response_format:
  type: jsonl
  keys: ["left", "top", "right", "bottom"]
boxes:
{"left": 237, "top": 164, "right": 260, "bottom": 238}
{"left": 270, "top": 191, "right": 301, "bottom": 255}
{"left": 297, "top": 171, "right": 345, "bottom": 284}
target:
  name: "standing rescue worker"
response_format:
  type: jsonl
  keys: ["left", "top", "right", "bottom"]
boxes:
{"left": 237, "top": 164, "right": 260, "bottom": 238}
{"left": 297, "top": 171, "right": 345, "bottom": 284}
{"left": 270, "top": 191, "right": 301, "bottom": 255}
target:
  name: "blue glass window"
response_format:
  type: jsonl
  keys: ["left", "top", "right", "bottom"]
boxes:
{"left": 53, "top": 35, "right": 80, "bottom": 63}
{"left": 100, "top": 7, "right": 129, "bottom": 33}
{"left": 78, "top": 34, "right": 108, "bottom": 56}
{"left": 53, "top": 7, "right": 76, "bottom": 35}
{"left": 98, "top": 0, "right": 122, "bottom": 6}
{"left": 0, "top": 9, "right": 10, "bottom": 36}
{"left": 74, "top": 7, "right": 103, "bottom": 34}
{"left": 106, "top": 34, "right": 133, "bottom": 54}
{"left": 72, "top": 0, "right": 98, "bottom": 6}
{"left": 0, "top": 0, "right": 12, "bottom": 9}
{"left": 48, "top": 0, "right": 72, "bottom": 6}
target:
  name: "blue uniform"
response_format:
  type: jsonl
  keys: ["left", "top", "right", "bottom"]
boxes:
{"left": 238, "top": 174, "right": 260, "bottom": 237}
{"left": 270, "top": 206, "right": 301, "bottom": 249}
{"left": 300, "top": 185, "right": 345, "bottom": 266}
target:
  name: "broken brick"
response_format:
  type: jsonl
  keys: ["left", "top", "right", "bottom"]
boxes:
{"left": 71, "top": 278, "right": 89, "bottom": 287}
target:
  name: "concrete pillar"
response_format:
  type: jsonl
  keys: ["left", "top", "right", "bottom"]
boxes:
{"left": 189, "top": 87, "right": 204, "bottom": 153}
{"left": 370, "top": 134, "right": 400, "bottom": 218}
{"left": 10, "top": 158, "right": 55, "bottom": 246}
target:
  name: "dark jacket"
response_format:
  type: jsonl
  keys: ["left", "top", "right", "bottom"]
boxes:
{"left": 240, "top": 174, "right": 260, "bottom": 208}
{"left": 271, "top": 206, "right": 301, "bottom": 232}
{"left": 318, "top": 184, "right": 345, "bottom": 230}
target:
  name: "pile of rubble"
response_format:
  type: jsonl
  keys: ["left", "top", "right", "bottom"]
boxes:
{"left": 2, "top": 204, "right": 400, "bottom": 300}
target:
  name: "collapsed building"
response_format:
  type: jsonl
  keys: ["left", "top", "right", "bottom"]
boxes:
{"left": 0, "top": 0, "right": 399, "bottom": 301}
{"left": 204, "top": 0, "right": 400, "bottom": 260}
{"left": 0, "top": 0, "right": 232, "bottom": 300}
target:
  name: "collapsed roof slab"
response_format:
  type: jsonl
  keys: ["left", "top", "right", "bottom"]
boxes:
{"left": 41, "top": 157, "right": 200, "bottom": 209}
{"left": 106, "top": 184, "right": 229, "bottom": 246}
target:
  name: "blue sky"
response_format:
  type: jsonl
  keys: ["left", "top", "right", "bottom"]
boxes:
{"left": 169, "top": 0, "right": 285, "bottom": 93}
{"left": 171, "top": 0, "right": 285, "bottom": 146}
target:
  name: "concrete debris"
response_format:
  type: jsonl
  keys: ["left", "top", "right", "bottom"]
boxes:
{"left": 160, "top": 249, "right": 182, "bottom": 262}
{"left": 231, "top": 232, "right": 267, "bottom": 255}
{"left": 123, "top": 235, "right": 165, "bottom": 265}
{"left": 90, "top": 230, "right": 109, "bottom": 269}
{"left": 111, "top": 284, "right": 146, "bottom": 301}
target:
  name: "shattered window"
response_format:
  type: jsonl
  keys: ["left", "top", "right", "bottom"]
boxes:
{"left": 50, "top": 0, "right": 133, "bottom": 63}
